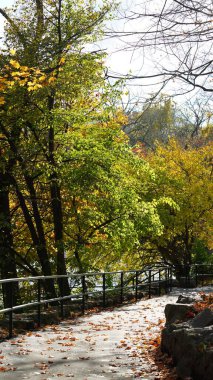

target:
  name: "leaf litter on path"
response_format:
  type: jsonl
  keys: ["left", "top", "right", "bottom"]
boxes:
{"left": 0, "top": 293, "right": 185, "bottom": 379}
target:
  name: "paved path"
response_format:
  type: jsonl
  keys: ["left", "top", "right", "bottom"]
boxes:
{"left": 0, "top": 287, "right": 211, "bottom": 380}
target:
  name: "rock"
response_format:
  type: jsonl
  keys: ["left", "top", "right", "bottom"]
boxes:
{"left": 176, "top": 294, "right": 202, "bottom": 304}
{"left": 190, "top": 308, "right": 213, "bottom": 328}
{"left": 195, "top": 347, "right": 213, "bottom": 380}
{"left": 161, "top": 322, "right": 190, "bottom": 354}
{"left": 164, "top": 303, "right": 194, "bottom": 324}
{"left": 162, "top": 324, "right": 213, "bottom": 380}
{"left": 162, "top": 296, "right": 213, "bottom": 380}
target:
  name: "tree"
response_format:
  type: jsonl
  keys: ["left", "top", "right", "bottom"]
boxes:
{"left": 0, "top": 0, "right": 113, "bottom": 298}
{"left": 123, "top": 93, "right": 213, "bottom": 150}
{"left": 107, "top": 0, "right": 213, "bottom": 95}
{"left": 61, "top": 113, "right": 165, "bottom": 272}
{"left": 0, "top": 160, "right": 19, "bottom": 307}
{"left": 123, "top": 95, "right": 175, "bottom": 148}
{"left": 174, "top": 95, "right": 213, "bottom": 146}
{"left": 1, "top": 0, "right": 165, "bottom": 293}
{"left": 145, "top": 139, "right": 213, "bottom": 276}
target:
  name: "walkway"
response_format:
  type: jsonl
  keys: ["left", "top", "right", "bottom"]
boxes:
{"left": 0, "top": 287, "right": 211, "bottom": 380}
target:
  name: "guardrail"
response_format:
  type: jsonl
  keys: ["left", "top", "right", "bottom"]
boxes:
{"left": 173, "top": 264, "right": 213, "bottom": 287}
{"left": 192, "top": 264, "right": 213, "bottom": 287}
{"left": 1, "top": 264, "right": 212, "bottom": 339}
{"left": 0, "top": 266, "right": 172, "bottom": 338}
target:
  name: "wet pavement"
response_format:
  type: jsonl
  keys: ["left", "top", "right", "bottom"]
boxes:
{"left": 0, "top": 287, "right": 212, "bottom": 379}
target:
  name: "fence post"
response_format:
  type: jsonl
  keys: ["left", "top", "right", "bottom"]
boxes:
{"left": 82, "top": 275, "right": 86, "bottom": 314}
{"left": 102, "top": 273, "right": 106, "bottom": 308}
{"left": 37, "top": 279, "right": 41, "bottom": 327}
{"left": 165, "top": 268, "right": 170, "bottom": 293}
{"left": 170, "top": 267, "right": 173, "bottom": 291}
{"left": 202, "top": 266, "right": 204, "bottom": 286}
{"left": 120, "top": 271, "right": 124, "bottom": 304}
{"left": 187, "top": 265, "right": 191, "bottom": 287}
{"left": 148, "top": 270, "right": 151, "bottom": 299}
{"left": 195, "top": 265, "right": 198, "bottom": 287}
{"left": 8, "top": 282, "right": 13, "bottom": 338}
{"left": 60, "top": 278, "right": 64, "bottom": 319}
{"left": 135, "top": 271, "right": 138, "bottom": 301}
{"left": 158, "top": 270, "right": 161, "bottom": 296}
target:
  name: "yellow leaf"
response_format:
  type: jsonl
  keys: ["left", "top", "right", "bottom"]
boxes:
{"left": 27, "top": 83, "right": 42, "bottom": 91}
{"left": 33, "top": 83, "right": 42, "bottom": 90}
{"left": 38, "top": 75, "right": 46, "bottom": 82}
{"left": 19, "top": 72, "right": 29, "bottom": 78}
{"left": 0, "top": 97, "right": 5, "bottom": 105}
{"left": 19, "top": 79, "right": 27, "bottom": 86}
{"left": 48, "top": 76, "right": 56, "bottom": 83}
{"left": 20, "top": 66, "right": 29, "bottom": 72}
{"left": 9, "top": 48, "right": 16, "bottom": 56}
{"left": 0, "top": 83, "right": 6, "bottom": 91}
{"left": 10, "top": 60, "right": 20, "bottom": 69}
{"left": 11, "top": 71, "right": 20, "bottom": 77}
{"left": 8, "top": 81, "right": 15, "bottom": 87}
{"left": 59, "top": 57, "right": 65, "bottom": 65}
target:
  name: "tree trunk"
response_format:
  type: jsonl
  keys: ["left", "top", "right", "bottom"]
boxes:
{"left": 0, "top": 172, "right": 19, "bottom": 308}
{"left": 48, "top": 101, "right": 70, "bottom": 296}
{"left": 50, "top": 175, "right": 70, "bottom": 296}
{"left": 14, "top": 179, "right": 57, "bottom": 298}
{"left": 0, "top": 123, "right": 57, "bottom": 299}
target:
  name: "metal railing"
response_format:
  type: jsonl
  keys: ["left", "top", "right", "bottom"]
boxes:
{"left": 193, "top": 263, "right": 213, "bottom": 287}
{"left": 0, "top": 264, "right": 212, "bottom": 339}
{"left": 0, "top": 266, "right": 172, "bottom": 338}
{"left": 173, "top": 264, "right": 213, "bottom": 287}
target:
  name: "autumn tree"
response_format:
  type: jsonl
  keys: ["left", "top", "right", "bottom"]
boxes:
{"left": 0, "top": 0, "right": 113, "bottom": 299}
{"left": 61, "top": 114, "right": 165, "bottom": 272}
{"left": 145, "top": 139, "right": 213, "bottom": 277}
{"left": 1, "top": 0, "right": 165, "bottom": 296}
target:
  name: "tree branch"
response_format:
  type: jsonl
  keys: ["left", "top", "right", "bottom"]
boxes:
{"left": 0, "top": 7, "right": 26, "bottom": 46}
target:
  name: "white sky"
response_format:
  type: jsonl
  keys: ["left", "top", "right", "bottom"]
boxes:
{"left": 0, "top": 0, "right": 12, "bottom": 6}
{"left": 0, "top": 0, "right": 14, "bottom": 38}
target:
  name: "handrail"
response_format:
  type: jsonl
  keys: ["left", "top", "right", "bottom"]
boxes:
{"left": 0, "top": 264, "right": 212, "bottom": 338}
{"left": 0, "top": 266, "right": 171, "bottom": 284}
